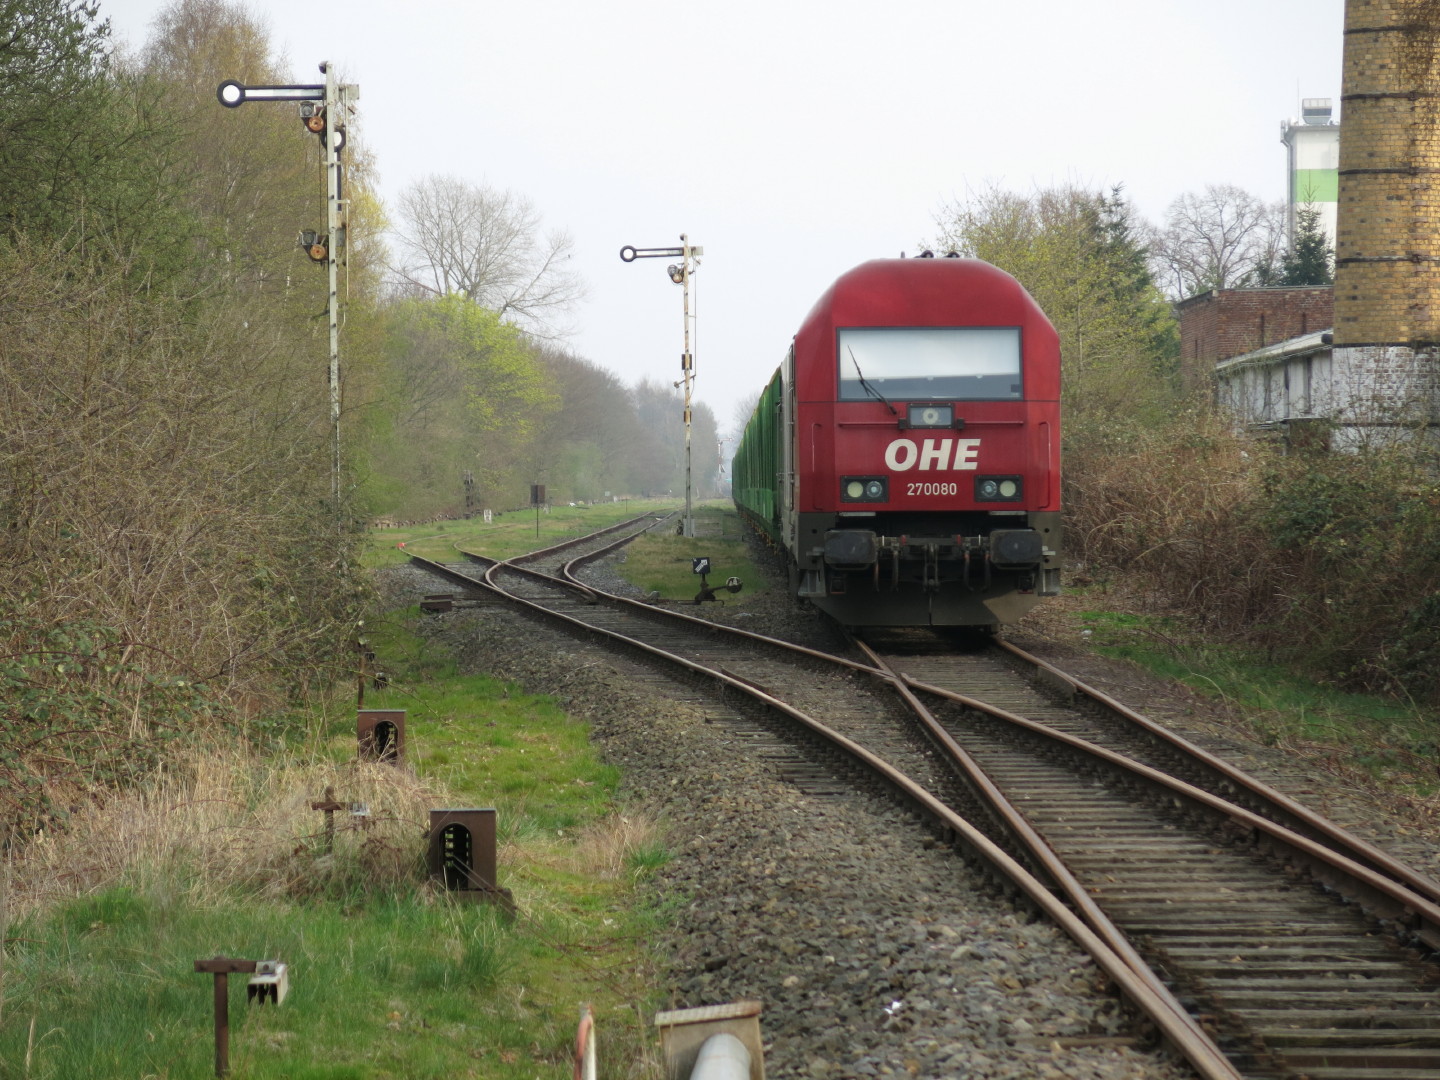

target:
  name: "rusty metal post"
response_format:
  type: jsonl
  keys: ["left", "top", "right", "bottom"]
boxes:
{"left": 213, "top": 970, "right": 228, "bottom": 1075}
{"left": 194, "top": 958, "right": 257, "bottom": 1077}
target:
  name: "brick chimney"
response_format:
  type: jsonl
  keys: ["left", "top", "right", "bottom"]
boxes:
{"left": 1335, "top": 0, "right": 1440, "bottom": 347}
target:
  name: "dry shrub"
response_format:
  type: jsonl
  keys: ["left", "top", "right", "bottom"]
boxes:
{"left": 0, "top": 239, "right": 368, "bottom": 704}
{"left": 1066, "top": 409, "right": 1440, "bottom": 699}
{"left": 1065, "top": 410, "right": 1289, "bottom": 631}
{"left": 6, "top": 742, "right": 446, "bottom": 922}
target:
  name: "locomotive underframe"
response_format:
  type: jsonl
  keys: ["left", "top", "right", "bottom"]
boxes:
{"left": 790, "top": 510, "right": 1061, "bottom": 627}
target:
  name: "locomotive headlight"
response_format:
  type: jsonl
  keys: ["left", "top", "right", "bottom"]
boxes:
{"left": 905, "top": 403, "right": 955, "bottom": 430}
{"left": 975, "top": 476, "right": 1022, "bottom": 502}
{"left": 841, "top": 476, "right": 887, "bottom": 502}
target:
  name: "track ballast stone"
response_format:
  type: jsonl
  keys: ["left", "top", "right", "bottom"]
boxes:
{"left": 382, "top": 563, "right": 1193, "bottom": 1080}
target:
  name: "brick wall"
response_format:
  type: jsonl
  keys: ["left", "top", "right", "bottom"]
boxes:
{"left": 1335, "top": 0, "right": 1440, "bottom": 345}
{"left": 1177, "top": 287, "right": 1334, "bottom": 380}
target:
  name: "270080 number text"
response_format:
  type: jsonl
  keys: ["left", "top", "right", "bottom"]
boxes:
{"left": 906, "top": 482, "right": 958, "bottom": 496}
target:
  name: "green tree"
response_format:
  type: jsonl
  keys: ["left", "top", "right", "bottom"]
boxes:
{"left": 930, "top": 184, "right": 1179, "bottom": 426}
{"left": 141, "top": 0, "right": 327, "bottom": 295}
{"left": 0, "top": 0, "right": 196, "bottom": 273}
{"left": 0, "top": 0, "right": 112, "bottom": 236}
{"left": 529, "top": 348, "right": 644, "bottom": 502}
{"left": 368, "top": 296, "right": 557, "bottom": 514}
{"left": 1280, "top": 205, "right": 1334, "bottom": 286}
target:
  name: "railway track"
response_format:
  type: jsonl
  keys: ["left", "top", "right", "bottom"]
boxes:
{"left": 410, "top": 522, "right": 1440, "bottom": 1080}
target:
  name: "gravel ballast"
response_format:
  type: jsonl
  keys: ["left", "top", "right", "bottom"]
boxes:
{"left": 379, "top": 540, "right": 1440, "bottom": 1079}
{"left": 381, "top": 560, "right": 1200, "bottom": 1079}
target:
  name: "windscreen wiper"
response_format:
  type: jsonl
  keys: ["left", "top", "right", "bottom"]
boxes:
{"left": 848, "top": 347, "right": 898, "bottom": 415}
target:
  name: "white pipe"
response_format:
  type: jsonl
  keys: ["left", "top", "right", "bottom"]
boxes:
{"left": 689, "top": 1033, "right": 750, "bottom": 1080}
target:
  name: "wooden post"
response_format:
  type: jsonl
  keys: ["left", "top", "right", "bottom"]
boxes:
{"left": 311, "top": 786, "right": 345, "bottom": 856}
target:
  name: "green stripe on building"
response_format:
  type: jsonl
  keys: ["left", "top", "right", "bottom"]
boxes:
{"left": 1294, "top": 169, "right": 1339, "bottom": 202}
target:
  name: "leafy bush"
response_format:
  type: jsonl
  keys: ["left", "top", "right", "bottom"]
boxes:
{"left": 0, "top": 242, "right": 368, "bottom": 706}
{"left": 1255, "top": 448, "right": 1440, "bottom": 694}
{"left": 0, "top": 605, "right": 220, "bottom": 833}
{"left": 1067, "top": 414, "right": 1440, "bottom": 701}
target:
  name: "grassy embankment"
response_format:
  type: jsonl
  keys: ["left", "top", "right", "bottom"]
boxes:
{"left": 1067, "top": 592, "right": 1439, "bottom": 797}
{"left": 1, "top": 499, "right": 745, "bottom": 1080}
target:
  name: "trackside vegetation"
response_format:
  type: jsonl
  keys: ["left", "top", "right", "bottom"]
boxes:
{"left": 0, "top": 612, "right": 670, "bottom": 1079}
{"left": 1064, "top": 410, "right": 1440, "bottom": 705}
{"left": 1073, "top": 604, "right": 1439, "bottom": 795}
{"left": 933, "top": 186, "right": 1440, "bottom": 706}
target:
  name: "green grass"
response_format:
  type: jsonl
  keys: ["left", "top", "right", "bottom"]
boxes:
{"left": 1075, "top": 606, "right": 1439, "bottom": 792}
{"left": 362, "top": 499, "right": 678, "bottom": 569}
{"left": 608, "top": 503, "right": 769, "bottom": 609}
{"left": 4, "top": 888, "right": 539, "bottom": 1079}
{"left": 3, "top": 614, "right": 671, "bottom": 1078}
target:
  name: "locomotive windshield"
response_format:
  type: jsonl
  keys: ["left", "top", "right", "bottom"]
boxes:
{"left": 836, "top": 327, "right": 1021, "bottom": 401}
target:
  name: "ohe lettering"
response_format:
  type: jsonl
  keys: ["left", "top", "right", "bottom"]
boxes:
{"left": 883, "top": 438, "right": 981, "bottom": 472}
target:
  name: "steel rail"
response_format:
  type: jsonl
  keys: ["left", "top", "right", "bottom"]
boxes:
{"left": 991, "top": 636, "right": 1440, "bottom": 907}
{"left": 850, "top": 638, "right": 1230, "bottom": 1068}
{"left": 559, "top": 540, "right": 1440, "bottom": 919}
{"left": 546, "top": 540, "right": 1440, "bottom": 943}
{"left": 409, "top": 542, "right": 1241, "bottom": 1079}
{"left": 891, "top": 666, "right": 1440, "bottom": 952}
{"left": 547, "top": 536, "right": 1440, "bottom": 943}
{"left": 434, "top": 511, "right": 672, "bottom": 605}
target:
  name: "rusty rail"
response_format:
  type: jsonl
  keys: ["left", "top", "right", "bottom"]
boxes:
{"left": 409, "top": 536, "right": 1242, "bottom": 1080}
{"left": 994, "top": 636, "right": 1440, "bottom": 906}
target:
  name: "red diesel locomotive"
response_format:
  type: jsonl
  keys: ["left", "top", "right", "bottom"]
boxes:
{"left": 732, "top": 255, "right": 1061, "bottom": 628}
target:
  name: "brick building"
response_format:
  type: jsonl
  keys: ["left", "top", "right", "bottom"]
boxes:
{"left": 1178, "top": 287, "right": 1333, "bottom": 390}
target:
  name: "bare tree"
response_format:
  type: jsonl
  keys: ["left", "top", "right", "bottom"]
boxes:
{"left": 730, "top": 389, "right": 762, "bottom": 440}
{"left": 1147, "top": 184, "right": 1286, "bottom": 300}
{"left": 389, "top": 174, "right": 584, "bottom": 334}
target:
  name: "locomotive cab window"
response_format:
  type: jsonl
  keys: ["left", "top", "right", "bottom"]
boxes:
{"left": 837, "top": 326, "right": 1021, "bottom": 401}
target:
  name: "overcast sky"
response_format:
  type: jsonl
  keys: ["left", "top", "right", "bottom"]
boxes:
{"left": 99, "top": 0, "right": 1344, "bottom": 437}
